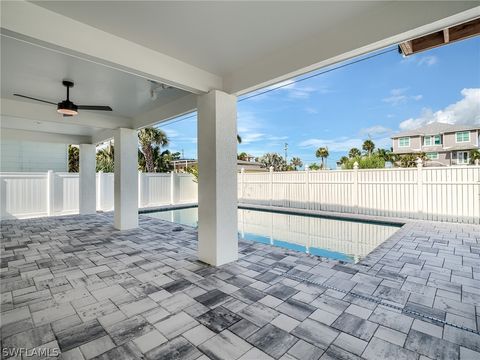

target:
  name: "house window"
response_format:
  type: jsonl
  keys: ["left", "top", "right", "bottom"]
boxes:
{"left": 456, "top": 131, "right": 470, "bottom": 143}
{"left": 398, "top": 137, "right": 410, "bottom": 147}
{"left": 426, "top": 152, "right": 438, "bottom": 160}
{"left": 457, "top": 151, "right": 469, "bottom": 164}
{"left": 423, "top": 135, "right": 441, "bottom": 146}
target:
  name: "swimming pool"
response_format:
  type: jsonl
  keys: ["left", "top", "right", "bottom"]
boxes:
{"left": 143, "top": 207, "right": 400, "bottom": 263}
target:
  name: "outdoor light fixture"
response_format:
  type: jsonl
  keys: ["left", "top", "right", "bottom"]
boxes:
{"left": 14, "top": 80, "right": 112, "bottom": 117}
{"left": 57, "top": 100, "right": 78, "bottom": 116}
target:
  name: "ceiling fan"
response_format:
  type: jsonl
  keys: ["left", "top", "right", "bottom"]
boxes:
{"left": 14, "top": 80, "right": 113, "bottom": 117}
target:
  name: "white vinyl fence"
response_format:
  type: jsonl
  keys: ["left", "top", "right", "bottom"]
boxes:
{"left": 0, "top": 171, "right": 197, "bottom": 219}
{"left": 239, "top": 165, "right": 480, "bottom": 224}
{"left": 1, "top": 165, "right": 479, "bottom": 224}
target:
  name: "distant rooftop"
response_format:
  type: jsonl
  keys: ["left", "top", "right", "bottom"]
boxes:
{"left": 392, "top": 122, "right": 479, "bottom": 138}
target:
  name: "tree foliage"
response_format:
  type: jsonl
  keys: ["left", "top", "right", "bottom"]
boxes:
{"left": 343, "top": 154, "right": 385, "bottom": 169}
{"left": 68, "top": 145, "right": 79, "bottom": 172}
{"left": 470, "top": 149, "right": 480, "bottom": 164}
{"left": 315, "top": 147, "right": 329, "bottom": 168}
{"left": 96, "top": 143, "right": 114, "bottom": 172}
{"left": 257, "top": 153, "right": 288, "bottom": 171}
{"left": 138, "top": 127, "right": 169, "bottom": 173}
{"left": 348, "top": 148, "right": 361, "bottom": 158}
{"left": 290, "top": 157, "right": 303, "bottom": 170}
{"left": 308, "top": 163, "right": 321, "bottom": 170}
{"left": 362, "top": 139, "right": 375, "bottom": 156}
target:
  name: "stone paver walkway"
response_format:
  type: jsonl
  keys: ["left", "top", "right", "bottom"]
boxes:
{"left": 1, "top": 214, "right": 479, "bottom": 360}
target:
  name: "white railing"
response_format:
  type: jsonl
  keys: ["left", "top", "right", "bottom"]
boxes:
{"left": 1, "top": 165, "right": 479, "bottom": 224}
{"left": 239, "top": 164, "right": 480, "bottom": 224}
{"left": 0, "top": 171, "right": 198, "bottom": 219}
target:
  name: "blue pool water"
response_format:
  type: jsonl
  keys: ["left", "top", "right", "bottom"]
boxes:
{"left": 144, "top": 207, "right": 400, "bottom": 263}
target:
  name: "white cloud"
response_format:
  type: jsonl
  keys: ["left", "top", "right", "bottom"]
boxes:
{"left": 399, "top": 88, "right": 480, "bottom": 130}
{"left": 401, "top": 54, "right": 438, "bottom": 67}
{"left": 359, "top": 125, "right": 392, "bottom": 137}
{"left": 244, "top": 78, "right": 330, "bottom": 101}
{"left": 299, "top": 137, "right": 363, "bottom": 152}
{"left": 237, "top": 111, "right": 288, "bottom": 145}
{"left": 305, "top": 107, "right": 319, "bottom": 114}
{"left": 299, "top": 134, "right": 392, "bottom": 153}
{"left": 417, "top": 55, "right": 438, "bottom": 66}
{"left": 383, "top": 88, "right": 423, "bottom": 106}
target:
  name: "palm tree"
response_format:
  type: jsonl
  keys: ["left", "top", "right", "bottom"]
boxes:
{"left": 470, "top": 149, "right": 480, "bottom": 164}
{"left": 339, "top": 156, "right": 349, "bottom": 165}
{"left": 68, "top": 145, "right": 79, "bottom": 172}
{"left": 348, "top": 148, "right": 361, "bottom": 158}
{"left": 96, "top": 142, "right": 114, "bottom": 172}
{"left": 315, "top": 147, "right": 329, "bottom": 169}
{"left": 362, "top": 139, "right": 375, "bottom": 156}
{"left": 308, "top": 163, "right": 320, "bottom": 170}
{"left": 138, "top": 127, "right": 169, "bottom": 173}
{"left": 290, "top": 157, "right": 303, "bottom": 170}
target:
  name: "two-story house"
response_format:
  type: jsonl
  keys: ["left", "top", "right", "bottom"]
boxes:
{"left": 391, "top": 122, "right": 480, "bottom": 166}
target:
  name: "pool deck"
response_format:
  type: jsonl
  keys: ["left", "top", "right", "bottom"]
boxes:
{"left": 1, "top": 213, "right": 479, "bottom": 359}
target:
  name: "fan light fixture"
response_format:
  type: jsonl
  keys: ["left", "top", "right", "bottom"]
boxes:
{"left": 57, "top": 100, "right": 78, "bottom": 116}
{"left": 13, "top": 80, "right": 112, "bottom": 117}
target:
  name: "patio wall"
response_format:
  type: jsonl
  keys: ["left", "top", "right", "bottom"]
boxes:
{"left": 1, "top": 166, "right": 479, "bottom": 223}
{"left": 0, "top": 172, "right": 197, "bottom": 219}
{"left": 239, "top": 165, "right": 480, "bottom": 224}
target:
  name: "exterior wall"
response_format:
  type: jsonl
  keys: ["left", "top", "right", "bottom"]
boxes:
{"left": 443, "top": 130, "right": 478, "bottom": 148}
{"left": 0, "top": 140, "right": 68, "bottom": 172}
{"left": 425, "top": 152, "right": 450, "bottom": 167}
{"left": 392, "top": 135, "right": 421, "bottom": 153}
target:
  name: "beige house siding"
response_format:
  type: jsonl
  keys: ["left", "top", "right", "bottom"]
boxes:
{"left": 393, "top": 135, "right": 421, "bottom": 153}
{"left": 392, "top": 128, "right": 479, "bottom": 166}
{"left": 443, "top": 130, "right": 479, "bottom": 148}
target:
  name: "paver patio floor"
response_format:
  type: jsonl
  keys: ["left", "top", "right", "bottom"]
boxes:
{"left": 1, "top": 214, "right": 479, "bottom": 359}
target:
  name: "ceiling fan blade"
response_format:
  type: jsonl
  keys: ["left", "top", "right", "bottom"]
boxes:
{"left": 13, "top": 94, "right": 57, "bottom": 105}
{"left": 77, "top": 105, "right": 112, "bottom": 111}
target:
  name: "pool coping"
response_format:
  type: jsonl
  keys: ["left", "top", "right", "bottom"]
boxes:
{"left": 139, "top": 202, "right": 407, "bottom": 227}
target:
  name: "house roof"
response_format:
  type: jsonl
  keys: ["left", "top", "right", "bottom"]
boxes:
{"left": 392, "top": 122, "right": 479, "bottom": 138}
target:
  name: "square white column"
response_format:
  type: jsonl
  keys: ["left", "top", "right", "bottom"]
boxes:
{"left": 197, "top": 90, "right": 238, "bottom": 266}
{"left": 114, "top": 128, "right": 138, "bottom": 230}
{"left": 79, "top": 144, "right": 96, "bottom": 215}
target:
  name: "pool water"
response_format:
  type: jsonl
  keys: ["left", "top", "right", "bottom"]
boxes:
{"left": 144, "top": 207, "right": 400, "bottom": 263}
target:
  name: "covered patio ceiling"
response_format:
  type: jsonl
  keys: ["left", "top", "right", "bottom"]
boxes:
{"left": 1, "top": 1, "right": 478, "bottom": 145}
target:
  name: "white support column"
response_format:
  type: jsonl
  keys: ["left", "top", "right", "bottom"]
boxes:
{"left": 114, "top": 128, "right": 138, "bottom": 230}
{"left": 197, "top": 90, "right": 238, "bottom": 266}
{"left": 79, "top": 144, "right": 96, "bottom": 215}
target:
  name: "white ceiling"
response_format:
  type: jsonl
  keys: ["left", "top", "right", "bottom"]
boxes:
{"left": 33, "top": 1, "right": 377, "bottom": 76}
{"left": 1, "top": 35, "right": 191, "bottom": 118}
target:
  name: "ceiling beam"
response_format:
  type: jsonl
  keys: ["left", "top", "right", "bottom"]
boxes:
{"left": 1, "top": 1, "right": 222, "bottom": 94}
{"left": 224, "top": 3, "right": 479, "bottom": 95}
{"left": 1, "top": 98, "right": 132, "bottom": 130}
{"left": 1, "top": 128, "right": 92, "bottom": 145}
{"left": 132, "top": 93, "right": 197, "bottom": 130}
{"left": 399, "top": 16, "right": 480, "bottom": 56}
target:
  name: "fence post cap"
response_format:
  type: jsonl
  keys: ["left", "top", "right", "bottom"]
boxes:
{"left": 241, "top": 167, "right": 245, "bottom": 173}
{"left": 269, "top": 166, "right": 274, "bottom": 172}
{"left": 475, "top": 159, "right": 480, "bottom": 166}
{"left": 353, "top": 162, "right": 359, "bottom": 169}
{"left": 416, "top": 158, "right": 423, "bottom": 167}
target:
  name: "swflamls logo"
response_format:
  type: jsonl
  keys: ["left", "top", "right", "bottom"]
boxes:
{"left": 2, "top": 347, "right": 60, "bottom": 357}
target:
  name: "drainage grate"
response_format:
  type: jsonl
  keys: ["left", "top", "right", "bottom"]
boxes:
{"left": 281, "top": 271, "right": 480, "bottom": 335}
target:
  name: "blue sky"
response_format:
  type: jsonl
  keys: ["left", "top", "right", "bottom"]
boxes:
{"left": 160, "top": 36, "right": 480, "bottom": 167}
